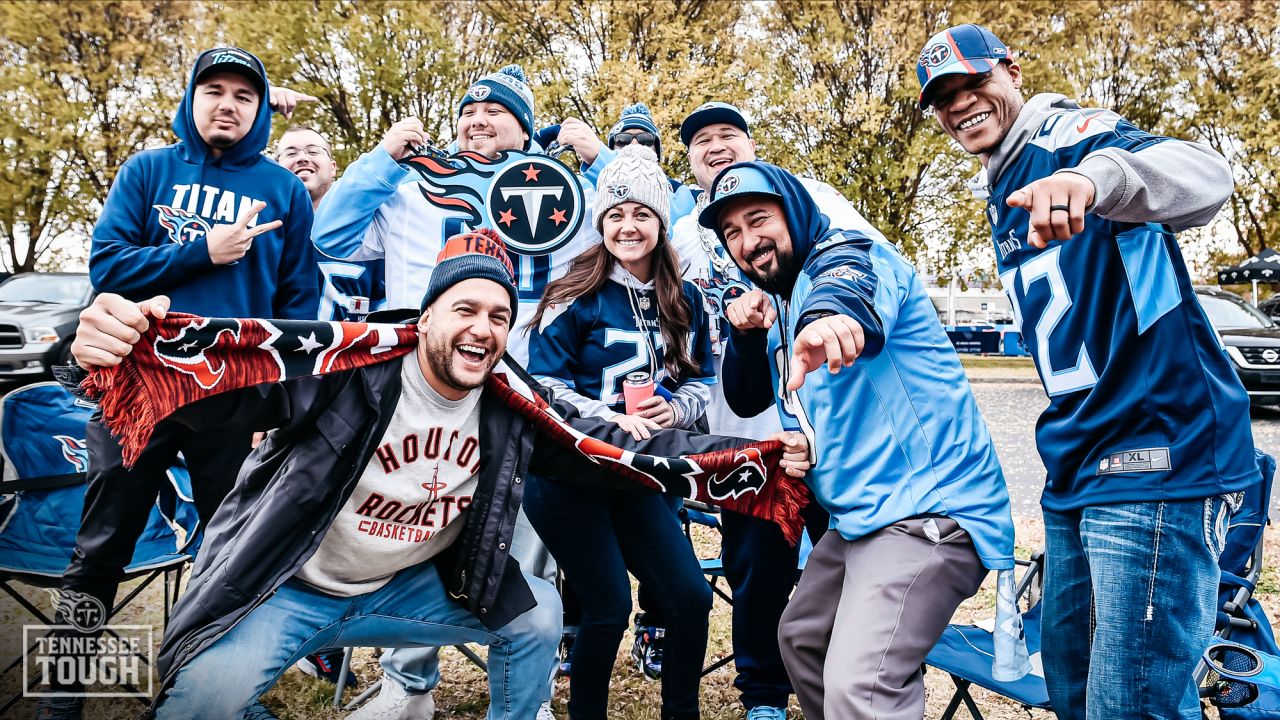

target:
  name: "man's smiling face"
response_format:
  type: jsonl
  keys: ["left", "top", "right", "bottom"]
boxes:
{"left": 927, "top": 62, "right": 1025, "bottom": 161}
{"left": 688, "top": 123, "right": 757, "bottom": 190}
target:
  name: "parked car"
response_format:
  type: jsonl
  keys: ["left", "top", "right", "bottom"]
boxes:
{"left": 1196, "top": 285, "right": 1280, "bottom": 405}
{"left": 1258, "top": 295, "right": 1280, "bottom": 322}
{"left": 0, "top": 272, "right": 93, "bottom": 379}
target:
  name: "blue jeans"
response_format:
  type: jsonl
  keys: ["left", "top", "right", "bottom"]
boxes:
{"left": 158, "top": 561, "right": 561, "bottom": 720}
{"left": 1041, "top": 496, "right": 1233, "bottom": 720}
{"left": 523, "top": 475, "right": 712, "bottom": 720}
{"left": 380, "top": 506, "right": 559, "bottom": 693}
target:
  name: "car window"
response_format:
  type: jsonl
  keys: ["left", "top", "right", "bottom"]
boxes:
{"left": 0, "top": 275, "right": 91, "bottom": 305}
{"left": 1198, "top": 293, "right": 1274, "bottom": 330}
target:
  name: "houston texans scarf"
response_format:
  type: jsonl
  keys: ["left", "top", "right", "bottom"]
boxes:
{"left": 82, "top": 314, "right": 811, "bottom": 544}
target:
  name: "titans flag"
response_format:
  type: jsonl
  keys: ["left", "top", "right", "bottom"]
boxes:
{"left": 82, "top": 314, "right": 809, "bottom": 543}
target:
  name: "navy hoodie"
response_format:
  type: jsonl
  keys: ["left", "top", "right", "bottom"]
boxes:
{"left": 89, "top": 49, "right": 318, "bottom": 319}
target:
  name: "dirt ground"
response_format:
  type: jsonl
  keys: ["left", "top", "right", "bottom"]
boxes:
{"left": 3, "top": 512, "right": 1271, "bottom": 719}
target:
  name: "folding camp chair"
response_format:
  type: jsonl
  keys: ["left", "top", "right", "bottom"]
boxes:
{"left": 924, "top": 551, "right": 1051, "bottom": 719}
{"left": 681, "top": 499, "right": 814, "bottom": 676}
{"left": 0, "top": 382, "right": 199, "bottom": 711}
{"left": 1199, "top": 449, "right": 1280, "bottom": 717}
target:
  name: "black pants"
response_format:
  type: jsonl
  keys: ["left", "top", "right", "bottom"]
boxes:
{"left": 719, "top": 500, "right": 828, "bottom": 710}
{"left": 61, "top": 415, "right": 254, "bottom": 617}
{"left": 524, "top": 476, "right": 711, "bottom": 720}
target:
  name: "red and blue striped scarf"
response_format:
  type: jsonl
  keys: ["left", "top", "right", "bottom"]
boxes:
{"left": 83, "top": 313, "right": 811, "bottom": 543}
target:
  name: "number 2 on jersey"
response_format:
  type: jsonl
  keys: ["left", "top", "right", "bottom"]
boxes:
{"left": 1000, "top": 246, "right": 1098, "bottom": 396}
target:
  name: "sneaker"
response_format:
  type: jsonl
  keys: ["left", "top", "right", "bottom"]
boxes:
{"left": 629, "top": 625, "right": 664, "bottom": 680}
{"left": 746, "top": 707, "right": 787, "bottom": 720}
{"left": 244, "top": 700, "right": 279, "bottom": 720}
{"left": 346, "top": 677, "right": 435, "bottom": 720}
{"left": 295, "top": 649, "right": 347, "bottom": 684}
{"left": 536, "top": 701, "right": 556, "bottom": 720}
{"left": 34, "top": 695, "right": 83, "bottom": 720}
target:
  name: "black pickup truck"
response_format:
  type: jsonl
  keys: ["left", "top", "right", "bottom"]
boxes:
{"left": 0, "top": 272, "right": 93, "bottom": 379}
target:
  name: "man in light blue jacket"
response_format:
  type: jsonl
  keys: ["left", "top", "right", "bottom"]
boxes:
{"left": 700, "top": 160, "right": 1017, "bottom": 720}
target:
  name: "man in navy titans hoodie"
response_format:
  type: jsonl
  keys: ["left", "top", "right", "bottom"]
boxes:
{"left": 38, "top": 47, "right": 319, "bottom": 720}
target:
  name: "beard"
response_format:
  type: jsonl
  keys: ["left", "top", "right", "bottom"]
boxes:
{"left": 422, "top": 326, "right": 497, "bottom": 393}
{"left": 741, "top": 244, "right": 798, "bottom": 295}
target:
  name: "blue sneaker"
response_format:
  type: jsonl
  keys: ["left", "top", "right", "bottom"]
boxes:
{"left": 629, "top": 624, "right": 664, "bottom": 680}
{"left": 558, "top": 626, "right": 577, "bottom": 677}
{"left": 745, "top": 707, "right": 786, "bottom": 720}
{"left": 294, "top": 649, "right": 345, "bottom": 684}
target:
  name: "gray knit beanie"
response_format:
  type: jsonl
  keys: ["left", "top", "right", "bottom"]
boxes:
{"left": 592, "top": 144, "right": 671, "bottom": 236}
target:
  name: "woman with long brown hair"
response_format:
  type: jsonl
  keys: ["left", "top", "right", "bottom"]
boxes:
{"left": 525, "top": 144, "right": 716, "bottom": 720}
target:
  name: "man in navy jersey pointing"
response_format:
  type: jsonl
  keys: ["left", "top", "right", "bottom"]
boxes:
{"left": 919, "top": 23, "right": 1257, "bottom": 720}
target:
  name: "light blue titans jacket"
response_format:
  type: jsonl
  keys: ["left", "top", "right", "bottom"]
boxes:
{"left": 720, "top": 162, "right": 1015, "bottom": 572}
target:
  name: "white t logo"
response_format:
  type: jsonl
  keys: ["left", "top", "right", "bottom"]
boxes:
{"left": 500, "top": 186, "right": 563, "bottom": 232}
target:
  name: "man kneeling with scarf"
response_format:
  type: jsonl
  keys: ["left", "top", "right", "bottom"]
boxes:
{"left": 63, "top": 230, "right": 811, "bottom": 719}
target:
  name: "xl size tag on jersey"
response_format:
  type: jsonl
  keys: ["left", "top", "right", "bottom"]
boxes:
{"left": 1096, "top": 447, "right": 1171, "bottom": 475}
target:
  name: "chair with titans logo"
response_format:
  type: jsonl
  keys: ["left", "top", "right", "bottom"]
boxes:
{"left": 0, "top": 382, "right": 199, "bottom": 710}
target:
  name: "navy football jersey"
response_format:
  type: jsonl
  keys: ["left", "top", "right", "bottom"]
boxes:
{"left": 530, "top": 279, "right": 716, "bottom": 410}
{"left": 317, "top": 258, "right": 387, "bottom": 321}
{"left": 987, "top": 106, "right": 1255, "bottom": 510}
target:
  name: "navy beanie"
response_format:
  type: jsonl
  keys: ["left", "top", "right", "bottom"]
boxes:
{"left": 608, "top": 102, "right": 662, "bottom": 160}
{"left": 458, "top": 65, "right": 536, "bottom": 150}
{"left": 420, "top": 229, "right": 519, "bottom": 312}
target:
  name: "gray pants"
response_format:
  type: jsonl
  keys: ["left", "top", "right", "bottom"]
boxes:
{"left": 778, "top": 518, "right": 986, "bottom": 720}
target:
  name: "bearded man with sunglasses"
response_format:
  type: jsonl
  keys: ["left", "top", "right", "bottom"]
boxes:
{"left": 918, "top": 23, "right": 1257, "bottom": 720}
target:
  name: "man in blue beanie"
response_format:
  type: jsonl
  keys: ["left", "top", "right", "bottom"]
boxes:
{"left": 313, "top": 63, "right": 608, "bottom": 720}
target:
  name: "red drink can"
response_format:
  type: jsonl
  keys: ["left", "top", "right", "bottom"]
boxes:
{"left": 623, "top": 371, "right": 655, "bottom": 414}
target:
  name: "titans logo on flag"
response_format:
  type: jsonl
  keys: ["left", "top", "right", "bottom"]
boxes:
{"left": 154, "top": 205, "right": 212, "bottom": 246}
{"left": 154, "top": 318, "right": 243, "bottom": 390}
{"left": 707, "top": 447, "right": 768, "bottom": 500}
{"left": 402, "top": 149, "right": 585, "bottom": 257}
{"left": 53, "top": 435, "right": 89, "bottom": 473}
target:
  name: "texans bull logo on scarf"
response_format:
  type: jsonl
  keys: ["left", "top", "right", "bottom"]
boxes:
{"left": 401, "top": 149, "right": 584, "bottom": 257}
{"left": 82, "top": 315, "right": 811, "bottom": 544}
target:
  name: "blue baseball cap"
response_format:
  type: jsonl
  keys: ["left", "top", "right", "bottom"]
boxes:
{"left": 680, "top": 102, "right": 751, "bottom": 147}
{"left": 697, "top": 164, "right": 784, "bottom": 235}
{"left": 916, "top": 24, "right": 1010, "bottom": 110}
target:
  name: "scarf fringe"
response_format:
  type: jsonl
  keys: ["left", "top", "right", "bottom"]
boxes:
{"left": 83, "top": 361, "right": 161, "bottom": 468}
{"left": 763, "top": 468, "right": 810, "bottom": 546}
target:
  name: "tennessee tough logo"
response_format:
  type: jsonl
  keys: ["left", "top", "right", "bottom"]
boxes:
{"left": 402, "top": 149, "right": 585, "bottom": 256}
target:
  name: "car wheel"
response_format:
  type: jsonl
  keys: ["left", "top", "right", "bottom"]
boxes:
{"left": 55, "top": 339, "right": 74, "bottom": 368}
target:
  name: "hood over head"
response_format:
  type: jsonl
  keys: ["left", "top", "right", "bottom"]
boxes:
{"left": 172, "top": 47, "right": 274, "bottom": 168}
{"left": 698, "top": 161, "right": 841, "bottom": 291}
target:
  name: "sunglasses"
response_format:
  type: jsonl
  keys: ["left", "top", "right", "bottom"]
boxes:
{"left": 612, "top": 131, "right": 658, "bottom": 149}
{"left": 924, "top": 71, "right": 995, "bottom": 114}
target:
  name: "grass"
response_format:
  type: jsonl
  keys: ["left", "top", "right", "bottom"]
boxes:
{"left": 958, "top": 355, "right": 1036, "bottom": 370}
{"left": 1, "top": 516, "right": 1267, "bottom": 719}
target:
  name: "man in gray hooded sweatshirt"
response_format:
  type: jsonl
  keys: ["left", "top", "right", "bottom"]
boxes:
{"left": 917, "top": 23, "right": 1257, "bottom": 720}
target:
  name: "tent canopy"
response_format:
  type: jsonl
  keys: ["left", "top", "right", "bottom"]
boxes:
{"left": 1219, "top": 248, "right": 1280, "bottom": 284}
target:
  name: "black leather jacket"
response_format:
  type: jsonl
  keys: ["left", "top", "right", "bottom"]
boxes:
{"left": 145, "top": 321, "right": 736, "bottom": 694}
